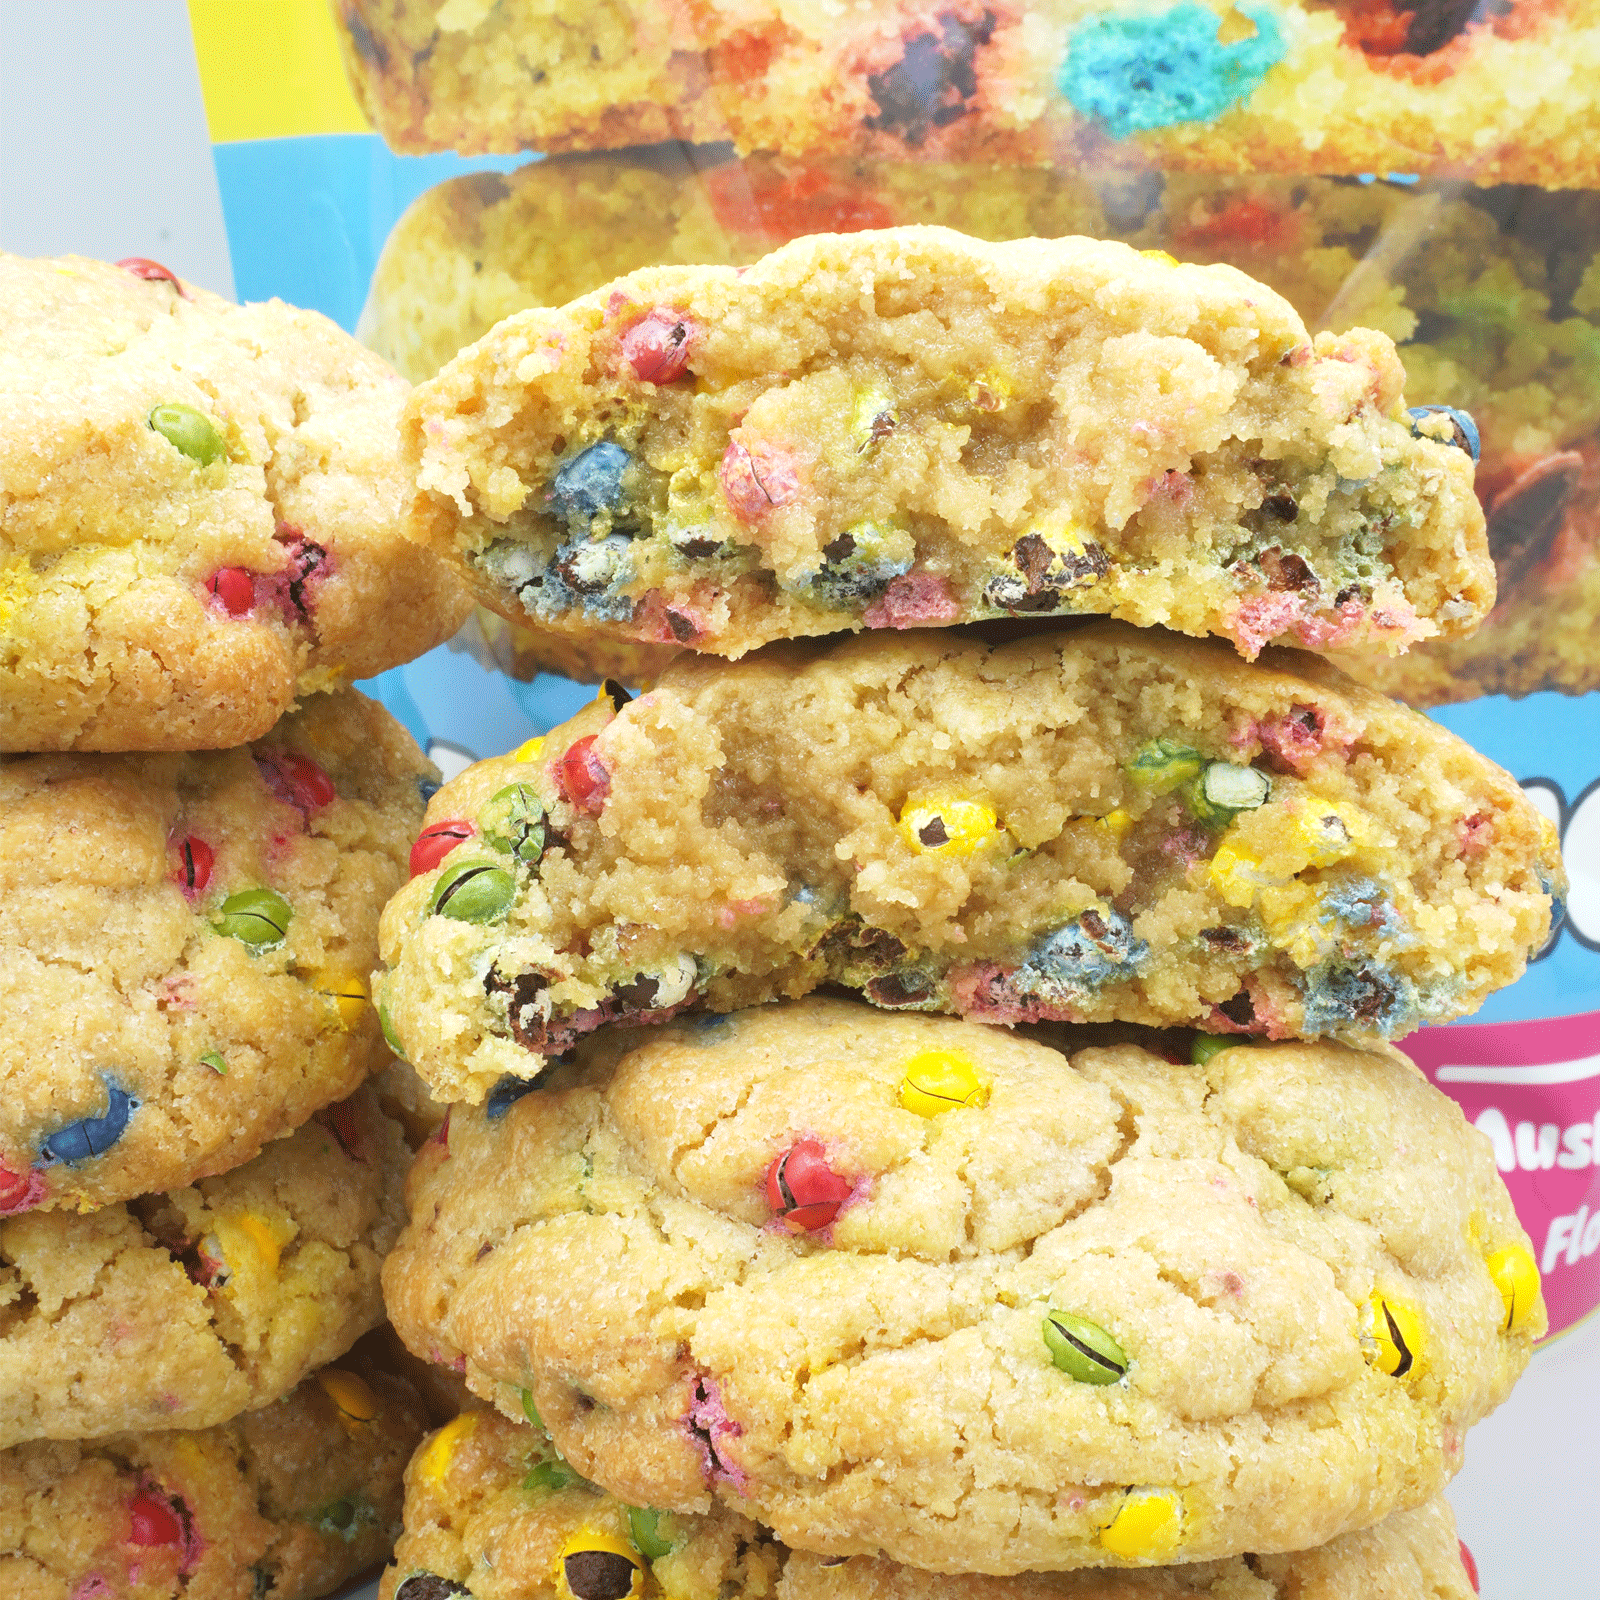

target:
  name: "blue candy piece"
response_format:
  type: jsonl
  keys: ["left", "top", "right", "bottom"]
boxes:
{"left": 549, "top": 442, "right": 632, "bottom": 524}
{"left": 1406, "top": 406, "right": 1481, "bottom": 463}
{"left": 1017, "top": 908, "right": 1149, "bottom": 999}
{"left": 485, "top": 1075, "right": 540, "bottom": 1120}
{"left": 417, "top": 776, "right": 441, "bottom": 804}
{"left": 1301, "top": 961, "right": 1418, "bottom": 1035}
{"left": 39, "top": 1084, "right": 138, "bottom": 1165}
{"left": 1059, "top": 3, "right": 1285, "bottom": 140}
{"left": 1317, "top": 877, "right": 1411, "bottom": 944}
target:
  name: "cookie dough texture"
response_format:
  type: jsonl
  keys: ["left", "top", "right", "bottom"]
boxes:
{"left": 383, "top": 999, "right": 1539, "bottom": 1573}
{"left": 0, "top": 1084, "right": 407, "bottom": 1448}
{"left": 382, "top": 1408, "right": 1479, "bottom": 1600}
{"left": 332, "top": 0, "right": 1599, "bottom": 188}
{"left": 1, "top": 1359, "right": 428, "bottom": 1600}
{"left": 0, "top": 252, "right": 472, "bottom": 752}
{"left": 0, "top": 689, "right": 433, "bottom": 1213}
{"left": 377, "top": 624, "right": 1561, "bottom": 1105}
{"left": 404, "top": 228, "right": 1491, "bottom": 663}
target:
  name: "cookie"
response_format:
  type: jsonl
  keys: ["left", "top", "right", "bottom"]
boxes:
{"left": 332, "top": 0, "right": 1599, "bottom": 188}
{"left": 0, "top": 689, "right": 434, "bottom": 1214}
{"left": 376, "top": 623, "right": 1561, "bottom": 1105}
{"left": 403, "top": 227, "right": 1491, "bottom": 663}
{"left": 452, "top": 605, "right": 681, "bottom": 695}
{"left": 380, "top": 1407, "right": 1481, "bottom": 1600}
{"left": 0, "top": 252, "right": 472, "bottom": 752}
{"left": 0, "top": 1083, "right": 406, "bottom": 1448}
{"left": 367, "top": 158, "right": 1600, "bottom": 700}
{"left": 0, "top": 1357, "right": 428, "bottom": 1600}
{"left": 382, "top": 998, "right": 1541, "bottom": 1573}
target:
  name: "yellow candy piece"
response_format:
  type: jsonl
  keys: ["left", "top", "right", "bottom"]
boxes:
{"left": 1486, "top": 1244, "right": 1541, "bottom": 1332}
{"left": 1208, "top": 839, "right": 1274, "bottom": 907}
{"left": 1141, "top": 249, "right": 1180, "bottom": 267}
{"left": 1099, "top": 1487, "right": 1184, "bottom": 1560}
{"left": 556, "top": 1530, "right": 644, "bottom": 1600}
{"left": 512, "top": 735, "right": 547, "bottom": 763}
{"left": 899, "top": 793, "right": 999, "bottom": 857}
{"left": 1290, "top": 796, "right": 1370, "bottom": 867}
{"left": 899, "top": 1049, "right": 992, "bottom": 1117}
{"left": 307, "top": 968, "right": 367, "bottom": 1030}
{"left": 317, "top": 1368, "right": 380, "bottom": 1425}
{"left": 416, "top": 1411, "right": 480, "bottom": 1488}
{"left": 1099, "top": 809, "right": 1134, "bottom": 842}
{"left": 1361, "top": 1292, "right": 1425, "bottom": 1378}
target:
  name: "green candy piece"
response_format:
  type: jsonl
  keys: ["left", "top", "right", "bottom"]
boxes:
{"left": 429, "top": 860, "right": 516, "bottom": 923}
{"left": 1190, "top": 1034, "right": 1235, "bottom": 1066}
{"left": 521, "top": 1388, "right": 546, "bottom": 1432}
{"left": 1043, "top": 1309, "right": 1129, "bottom": 1385}
{"left": 628, "top": 1506, "right": 676, "bottom": 1560}
{"left": 523, "top": 1458, "right": 588, "bottom": 1494}
{"left": 1126, "top": 738, "right": 1205, "bottom": 793}
{"left": 215, "top": 888, "right": 292, "bottom": 951}
{"left": 479, "top": 782, "right": 548, "bottom": 866}
{"left": 148, "top": 402, "right": 227, "bottom": 466}
{"left": 200, "top": 1049, "right": 228, "bottom": 1076}
{"left": 311, "top": 1496, "right": 373, "bottom": 1540}
{"left": 1186, "top": 761, "right": 1271, "bottom": 828}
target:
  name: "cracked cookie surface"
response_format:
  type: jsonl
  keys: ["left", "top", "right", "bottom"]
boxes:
{"left": 380, "top": 1407, "right": 1480, "bottom": 1600}
{"left": 383, "top": 998, "right": 1539, "bottom": 1574}
{"left": 377, "top": 624, "right": 1561, "bottom": 1105}
{"left": 403, "top": 227, "right": 1491, "bottom": 663}
{"left": 1, "top": 1357, "right": 428, "bottom": 1600}
{"left": 0, "top": 689, "right": 433, "bottom": 1212}
{"left": 0, "top": 253, "right": 471, "bottom": 751}
{"left": 0, "top": 1084, "right": 406, "bottom": 1448}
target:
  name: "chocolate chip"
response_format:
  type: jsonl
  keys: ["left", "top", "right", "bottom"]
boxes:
{"left": 563, "top": 1553, "right": 638, "bottom": 1600}
{"left": 1262, "top": 491, "right": 1299, "bottom": 522}
{"left": 1200, "top": 926, "right": 1247, "bottom": 951}
{"left": 865, "top": 11, "right": 995, "bottom": 145}
{"left": 917, "top": 817, "right": 950, "bottom": 847}
{"left": 1403, "top": 0, "right": 1505, "bottom": 56}
{"left": 1485, "top": 451, "right": 1584, "bottom": 595}
{"left": 1217, "top": 989, "right": 1256, "bottom": 1027}
{"left": 614, "top": 973, "right": 661, "bottom": 1009}
{"left": 395, "top": 1579, "right": 470, "bottom": 1600}
{"left": 867, "top": 971, "right": 935, "bottom": 1007}
{"left": 822, "top": 533, "right": 858, "bottom": 563}
{"left": 666, "top": 608, "right": 700, "bottom": 642}
{"left": 1258, "top": 546, "right": 1319, "bottom": 593}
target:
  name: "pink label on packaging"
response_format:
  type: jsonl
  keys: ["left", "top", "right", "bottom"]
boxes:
{"left": 1407, "top": 1011, "right": 1600, "bottom": 1338}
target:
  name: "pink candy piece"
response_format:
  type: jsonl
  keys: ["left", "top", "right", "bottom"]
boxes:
{"left": 719, "top": 440, "right": 799, "bottom": 521}
{"left": 205, "top": 566, "right": 255, "bottom": 616}
{"left": 622, "top": 309, "right": 696, "bottom": 384}
{"left": 170, "top": 834, "right": 214, "bottom": 897}
{"left": 687, "top": 1372, "right": 748, "bottom": 1491}
{"left": 557, "top": 735, "right": 610, "bottom": 816}
{"left": 256, "top": 750, "right": 337, "bottom": 814}
{"left": 864, "top": 573, "right": 959, "bottom": 630}
{"left": 1254, "top": 704, "right": 1326, "bottom": 776}
{"left": 1456, "top": 810, "right": 1494, "bottom": 858}
{"left": 117, "top": 257, "right": 188, "bottom": 298}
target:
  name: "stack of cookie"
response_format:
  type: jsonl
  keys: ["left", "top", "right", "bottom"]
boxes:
{"left": 0, "top": 253, "right": 475, "bottom": 1594}
{"left": 371, "top": 231, "right": 1562, "bottom": 1597}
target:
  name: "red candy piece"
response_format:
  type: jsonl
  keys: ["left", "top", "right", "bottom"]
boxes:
{"left": 127, "top": 1488, "right": 184, "bottom": 1546}
{"left": 766, "top": 1140, "right": 852, "bottom": 1232}
{"left": 1458, "top": 1539, "right": 1479, "bottom": 1592}
{"left": 206, "top": 566, "right": 255, "bottom": 616}
{"left": 171, "top": 834, "right": 214, "bottom": 897}
{"left": 622, "top": 309, "right": 695, "bottom": 384}
{"left": 720, "top": 440, "right": 800, "bottom": 522}
{"left": 557, "top": 735, "right": 610, "bottom": 816}
{"left": 410, "top": 819, "right": 476, "bottom": 877}
{"left": 0, "top": 1159, "right": 36, "bottom": 1213}
{"left": 116, "top": 257, "right": 188, "bottom": 297}
{"left": 257, "top": 751, "right": 337, "bottom": 814}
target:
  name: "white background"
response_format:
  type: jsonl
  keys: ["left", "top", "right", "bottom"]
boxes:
{"left": 1, "top": 2, "right": 1595, "bottom": 1591}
